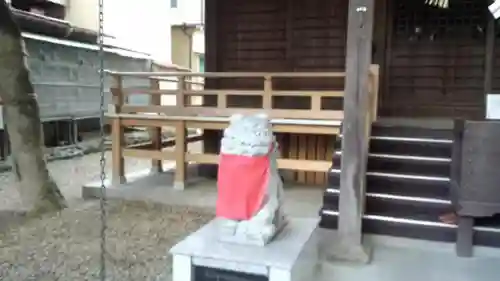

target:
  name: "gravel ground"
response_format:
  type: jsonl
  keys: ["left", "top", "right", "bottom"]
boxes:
{"left": 0, "top": 201, "right": 213, "bottom": 281}
{"left": 0, "top": 152, "right": 152, "bottom": 210}
{"left": 0, "top": 141, "right": 206, "bottom": 280}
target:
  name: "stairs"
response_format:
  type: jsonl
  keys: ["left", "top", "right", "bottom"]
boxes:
{"left": 320, "top": 122, "right": 500, "bottom": 248}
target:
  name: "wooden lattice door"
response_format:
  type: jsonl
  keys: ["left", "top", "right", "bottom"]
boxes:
{"left": 381, "top": 0, "right": 489, "bottom": 119}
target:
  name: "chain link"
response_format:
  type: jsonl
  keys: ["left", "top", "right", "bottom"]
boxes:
{"left": 97, "top": 0, "right": 107, "bottom": 280}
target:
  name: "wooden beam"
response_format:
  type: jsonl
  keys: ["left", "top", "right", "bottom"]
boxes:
{"left": 120, "top": 105, "right": 344, "bottom": 120}
{"left": 118, "top": 88, "right": 345, "bottom": 97}
{"left": 333, "top": 0, "right": 375, "bottom": 264}
{"left": 104, "top": 71, "right": 346, "bottom": 78}
{"left": 185, "top": 153, "right": 332, "bottom": 172}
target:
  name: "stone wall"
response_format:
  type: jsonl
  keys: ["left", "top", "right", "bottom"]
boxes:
{"left": 26, "top": 37, "right": 152, "bottom": 121}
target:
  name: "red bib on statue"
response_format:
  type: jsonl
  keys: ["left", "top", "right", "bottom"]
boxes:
{"left": 216, "top": 153, "right": 270, "bottom": 220}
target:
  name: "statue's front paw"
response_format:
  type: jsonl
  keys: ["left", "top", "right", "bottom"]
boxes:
{"left": 261, "top": 224, "right": 276, "bottom": 238}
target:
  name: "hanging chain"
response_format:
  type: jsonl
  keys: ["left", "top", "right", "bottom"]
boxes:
{"left": 97, "top": 0, "right": 107, "bottom": 280}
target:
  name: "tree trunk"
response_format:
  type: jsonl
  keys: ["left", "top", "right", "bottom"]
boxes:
{"left": 0, "top": 1, "right": 67, "bottom": 214}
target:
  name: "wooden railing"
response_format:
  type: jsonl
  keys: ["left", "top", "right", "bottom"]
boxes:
{"left": 108, "top": 71, "right": 346, "bottom": 120}
{"left": 103, "top": 66, "right": 379, "bottom": 188}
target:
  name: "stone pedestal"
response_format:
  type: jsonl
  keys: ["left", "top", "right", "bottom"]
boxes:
{"left": 169, "top": 218, "right": 319, "bottom": 281}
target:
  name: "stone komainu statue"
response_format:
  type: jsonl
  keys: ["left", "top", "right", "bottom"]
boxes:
{"left": 216, "top": 114, "right": 287, "bottom": 246}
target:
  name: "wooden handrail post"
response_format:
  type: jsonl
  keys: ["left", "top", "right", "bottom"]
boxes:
{"left": 149, "top": 78, "right": 163, "bottom": 174}
{"left": 369, "top": 64, "right": 380, "bottom": 122}
{"left": 263, "top": 75, "right": 272, "bottom": 109}
{"left": 311, "top": 95, "right": 322, "bottom": 112}
{"left": 174, "top": 75, "right": 188, "bottom": 190}
{"left": 217, "top": 93, "right": 227, "bottom": 109}
{"left": 174, "top": 120, "right": 187, "bottom": 190}
{"left": 111, "top": 74, "right": 126, "bottom": 186}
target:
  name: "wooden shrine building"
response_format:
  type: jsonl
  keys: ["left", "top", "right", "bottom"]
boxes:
{"left": 201, "top": 0, "right": 497, "bottom": 183}
{"left": 200, "top": 0, "right": 500, "bottom": 259}
{"left": 103, "top": 0, "right": 500, "bottom": 261}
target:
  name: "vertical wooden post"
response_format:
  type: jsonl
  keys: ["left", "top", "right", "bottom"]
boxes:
{"left": 217, "top": 93, "right": 227, "bottom": 109}
{"left": 111, "top": 74, "right": 126, "bottom": 186}
{"left": 174, "top": 120, "right": 187, "bottom": 190}
{"left": 330, "top": 0, "right": 374, "bottom": 263}
{"left": 263, "top": 76, "right": 272, "bottom": 109}
{"left": 311, "top": 95, "right": 322, "bottom": 112}
{"left": 174, "top": 76, "right": 187, "bottom": 190}
{"left": 150, "top": 78, "right": 163, "bottom": 174}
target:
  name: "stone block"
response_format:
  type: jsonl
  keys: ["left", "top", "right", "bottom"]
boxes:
{"left": 216, "top": 210, "right": 288, "bottom": 247}
{"left": 170, "top": 218, "right": 320, "bottom": 281}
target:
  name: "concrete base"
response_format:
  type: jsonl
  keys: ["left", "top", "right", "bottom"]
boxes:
{"left": 170, "top": 218, "right": 320, "bottom": 281}
{"left": 318, "top": 230, "right": 500, "bottom": 281}
{"left": 81, "top": 163, "right": 200, "bottom": 199}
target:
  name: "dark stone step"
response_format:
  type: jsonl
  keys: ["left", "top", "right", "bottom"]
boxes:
{"left": 319, "top": 211, "right": 456, "bottom": 243}
{"left": 334, "top": 137, "right": 452, "bottom": 158}
{"left": 332, "top": 153, "right": 451, "bottom": 178}
{"left": 369, "top": 138, "right": 452, "bottom": 158}
{"left": 323, "top": 189, "right": 451, "bottom": 221}
{"left": 319, "top": 211, "right": 500, "bottom": 248}
{"left": 328, "top": 170, "right": 450, "bottom": 199}
{"left": 371, "top": 124, "right": 453, "bottom": 140}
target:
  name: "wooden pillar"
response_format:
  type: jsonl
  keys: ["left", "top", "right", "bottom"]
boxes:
{"left": 149, "top": 78, "right": 163, "bottom": 174}
{"left": 174, "top": 76, "right": 188, "bottom": 190}
{"left": 174, "top": 120, "right": 187, "bottom": 190}
{"left": 329, "top": 0, "right": 375, "bottom": 263}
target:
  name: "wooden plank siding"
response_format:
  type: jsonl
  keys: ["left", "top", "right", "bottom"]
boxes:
{"left": 490, "top": 27, "right": 500, "bottom": 94}
{"left": 204, "top": 0, "right": 348, "bottom": 186}
{"left": 204, "top": 0, "right": 496, "bottom": 184}
{"left": 380, "top": 0, "right": 489, "bottom": 119}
